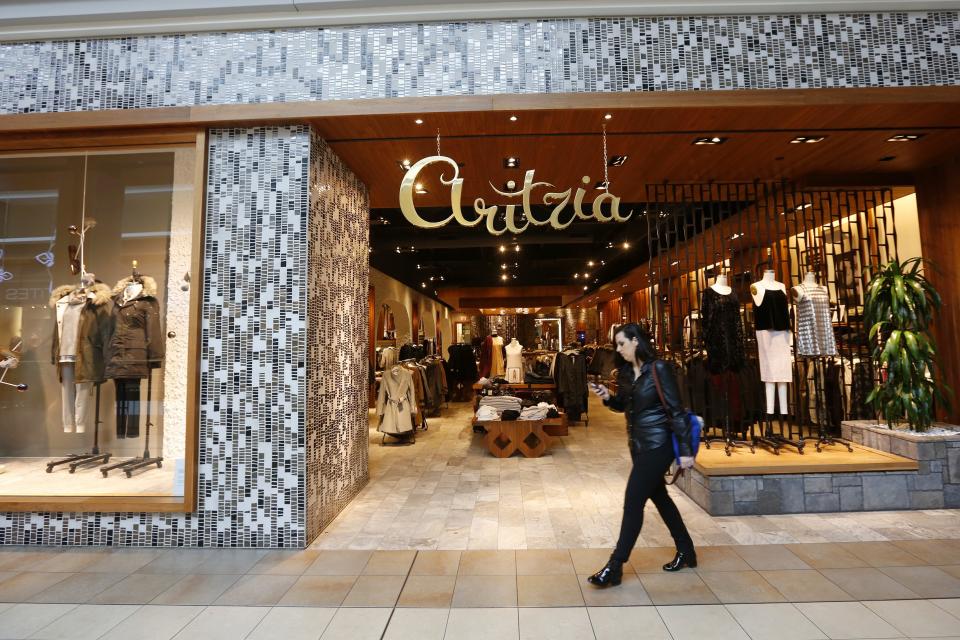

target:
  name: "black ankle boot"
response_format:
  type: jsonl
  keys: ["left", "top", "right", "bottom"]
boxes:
{"left": 662, "top": 551, "right": 697, "bottom": 572}
{"left": 587, "top": 558, "right": 623, "bottom": 587}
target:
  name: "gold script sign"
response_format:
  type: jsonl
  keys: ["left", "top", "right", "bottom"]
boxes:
{"left": 399, "top": 155, "right": 633, "bottom": 236}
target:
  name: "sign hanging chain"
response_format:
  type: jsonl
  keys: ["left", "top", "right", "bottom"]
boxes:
{"left": 79, "top": 154, "right": 89, "bottom": 280}
{"left": 602, "top": 124, "right": 609, "bottom": 192}
{"left": 437, "top": 129, "right": 441, "bottom": 157}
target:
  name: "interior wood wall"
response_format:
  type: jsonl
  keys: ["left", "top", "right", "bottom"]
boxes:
{"left": 915, "top": 156, "right": 960, "bottom": 423}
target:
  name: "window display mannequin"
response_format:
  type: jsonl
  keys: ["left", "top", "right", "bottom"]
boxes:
{"left": 50, "top": 272, "right": 113, "bottom": 433}
{"left": 793, "top": 272, "right": 838, "bottom": 357}
{"left": 490, "top": 329, "right": 505, "bottom": 378}
{"left": 105, "top": 270, "right": 164, "bottom": 439}
{"left": 505, "top": 337, "right": 523, "bottom": 383}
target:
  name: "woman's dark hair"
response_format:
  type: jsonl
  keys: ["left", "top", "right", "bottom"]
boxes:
{"left": 613, "top": 322, "right": 658, "bottom": 365}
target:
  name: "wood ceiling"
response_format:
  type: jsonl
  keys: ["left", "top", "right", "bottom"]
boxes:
{"left": 317, "top": 92, "right": 959, "bottom": 298}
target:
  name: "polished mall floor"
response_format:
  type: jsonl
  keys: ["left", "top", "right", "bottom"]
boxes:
{"left": 313, "top": 395, "right": 960, "bottom": 551}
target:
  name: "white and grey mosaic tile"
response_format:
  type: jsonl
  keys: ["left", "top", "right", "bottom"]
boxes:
{"left": 1, "top": 13, "right": 958, "bottom": 115}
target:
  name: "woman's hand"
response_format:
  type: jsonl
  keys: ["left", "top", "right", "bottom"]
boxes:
{"left": 589, "top": 382, "right": 610, "bottom": 401}
{"left": 679, "top": 456, "right": 695, "bottom": 470}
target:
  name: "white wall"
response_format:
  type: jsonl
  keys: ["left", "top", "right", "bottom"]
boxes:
{"left": 371, "top": 267, "right": 451, "bottom": 351}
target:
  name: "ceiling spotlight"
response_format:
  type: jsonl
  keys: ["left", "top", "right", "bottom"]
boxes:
{"left": 417, "top": 264, "right": 421, "bottom": 269}
{"left": 587, "top": 261, "right": 594, "bottom": 267}
{"left": 509, "top": 115, "right": 518, "bottom": 122}
{"left": 604, "top": 113, "right": 613, "bottom": 120}
{"left": 501, "top": 274, "right": 508, "bottom": 281}
{"left": 796, "top": 203, "right": 812, "bottom": 210}
{"left": 609, "top": 289, "right": 615, "bottom": 293}
{"left": 514, "top": 245, "right": 520, "bottom": 252}
{"left": 583, "top": 285, "right": 588, "bottom": 290}
{"left": 594, "top": 181, "right": 609, "bottom": 190}
{"left": 790, "top": 135, "right": 826, "bottom": 144}
{"left": 730, "top": 232, "right": 744, "bottom": 240}
{"left": 622, "top": 284, "right": 628, "bottom": 288}
{"left": 671, "top": 260, "right": 679, "bottom": 266}
{"left": 503, "top": 180, "right": 517, "bottom": 190}
{"left": 499, "top": 245, "right": 506, "bottom": 253}
{"left": 501, "top": 263, "right": 508, "bottom": 269}
{"left": 421, "top": 282, "right": 426, "bottom": 288}
{"left": 887, "top": 133, "right": 924, "bottom": 142}
{"left": 429, "top": 276, "right": 434, "bottom": 281}
{"left": 583, "top": 272, "right": 590, "bottom": 278}
{"left": 622, "top": 242, "right": 631, "bottom": 249}
{"left": 504, "top": 157, "right": 520, "bottom": 168}
{"left": 608, "top": 155, "right": 628, "bottom": 166}
{"left": 574, "top": 273, "right": 579, "bottom": 279}
{"left": 414, "top": 118, "right": 424, "bottom": 125}
{"left": 398, "top": 159, "right": 412, "bottom": 170}
{"left": 693, "top": 136, "right": 727, "bottom": 145}
{"left": 395, "top": 246, "right": 401, "bottom": 253}
{"left": 414, "top": 182, "right": 427, "bottom": 194}
{"left": 878, "top": 155, "right": 897, "bottom": 162}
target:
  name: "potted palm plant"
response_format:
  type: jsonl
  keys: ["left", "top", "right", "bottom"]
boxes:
{"left": 864, "top": 257, "right": 951, "bottom": 431}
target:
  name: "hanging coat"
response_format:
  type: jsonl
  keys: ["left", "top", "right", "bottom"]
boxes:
{"left": 377, "top": 365, "right": 417, "bottom": 435}
{"left": 105, "top": 275, "right": 164, "bottom": 379}
{"left": 49, "top": 282, "right": 113, "bottom": 383}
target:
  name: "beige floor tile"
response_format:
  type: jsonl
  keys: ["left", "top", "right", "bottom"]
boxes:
{"left": 890, "top": 539, "right": 960, "bottom": 565}
{"left": 519, "top": 607, "right": 594, "bottom": 640}
{"left": 795, "top": 601, "right": 902, "bottom": 639}
{"left": 31, "top": 551, "right": 106, "bottom": 573}
{"left": 305, "top": 551, "right": 373, "bottom": 576}
{"left": 98, "top": 605, "right": 204, "bottom": 640}
{"left": 319, "top": 607, "right": 391, "bottom": 640}
{"left": 135, "top": 550, "right": 221, "bottom": 574}
{"left": 190, "top": 550, "right": 269, "bottom": 575}
{"left": 444, "top": 608, "right": 519, "bottom": 640}
{"left": 942, "top": 565, "right": 960, "bottom": 579}
{"left": 277, "top": 575, "right": 358, "bottom": 607}
{"left": 411, "top": 551, "right": 461, "bottom": 576}
{"left": 820, "top": 567, "right": 922, "bottom": 600}
{"left": 341, "top": 574, "right": 405, "bottom": 607}
{"left": 0, "top": 551, "right": 63, "bottom": 573}
{"left": 151, "top": 574, "right": 242, "bottom": 605}
{"left": 397, "top": 575, "right": 456, "bottom": 607}
{"left": 384, "top": 608, "right": 449, "bottom": 640}
{"left": 587, "top": 605, "right": 671, "bottom": 640}
{"left": 726, "top": 603, "right": 827, "bottom": 640}
{"left": 79, "top": 551, "right": 161, "bottom": 574}
{"left": 0, "top": 570, "right": 16, "bottom": 584}
{"left": 879, "top": 565, "right": 960, "bottom": 598}
{"left": 735, "top": 545, "right": 811, "bottom": 571}
{"left": 30, "top": 604, "right": 139, "bottom": 640}
{"left": 628, "top": 547, "right": 676, "bottom": 573}
{"left": 760, "top": 570, "right": 854, "bottom": 602}
{"left": 248, "top": 550, "right": 320, "bottom": 575}
{"left": 246, "top": 607, "right": 337, "bottom": 640}
{"left": 931, "top": 597, "right": 960, "bottom": 619}
{"left": 0, "top": 572, "right": 72, "bottom": 602}
{"left": 840, "top": 541, "right": 926, "bottom": 567}
{"left": 579, "top": 572, "right": 651, "bottom": 606}
{"left": 569, "top": 549, "right": 621, "bottom": 575}
{"left": 517, "top": 574, "right": 584, "bottom": 607}
{"left": 90, "top": 573, "right": 184, "bottom": 604}
{"left": 0, "top": 603, "right": 77, "bottom": 639}
{"left": 362, "top": 550, "right": 416, "bottom": 575}
{"left": 515, "top": 550, "right": 575, "bottom": 576}
{"left": 694, "top": 547, "right": 752, "bottom": 572}
{"left": 213, "top": 574, "right": 298, "bottom": 606}
{"left": 657, "top": 604, "right": 750, "bottom": 640}
{"left": 639, "top": 572, "right": 719, "bottom": 605}
{"left": 0, "top": 602, "right": 12, "bottom": 615}
{"left": 27, "top": 572, "right": 126, "bottom": 604}
{"left": 458, "top": 550, "right": 516, "bottom": 575}
{"left": 698, "top": 570, "right": 785, "bottom": 604}
{"left": 786, "top": 543, "right": 870, "bottom": 569}
{"left": 452, "top": 575, "right": 518, "bottom": 607}
{"left": 864, "top": 598, "right": 960, "bottom": 637}
{"left": 171, "top": 605, "right": 270, "bottom": 640}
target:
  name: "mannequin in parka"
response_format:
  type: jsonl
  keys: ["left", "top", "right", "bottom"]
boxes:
{"left": 50, "top": 274, "right": 113, "bottom": 433}
{"left": 376, "top": 365, "right": 417, "bottom": 435}
{"left": 107, "top": 274, "right": 164, "bottom": 438}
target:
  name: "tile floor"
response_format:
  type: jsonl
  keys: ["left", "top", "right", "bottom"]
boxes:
{"left": 312, "top": 397, "right": 960, "bottom": 550}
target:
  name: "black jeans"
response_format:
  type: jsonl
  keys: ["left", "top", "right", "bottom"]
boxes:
{"left": 114, "top": 378, "right": 141, "bottom": 439}
{"left": 612, "top": 443, "right": 694, "bottom": 563}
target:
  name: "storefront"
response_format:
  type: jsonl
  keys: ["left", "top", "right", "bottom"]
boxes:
{"left": 1, "top": 8, "right": 958, "bottom": 547}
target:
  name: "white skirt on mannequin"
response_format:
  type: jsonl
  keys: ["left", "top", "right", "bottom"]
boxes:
{"left": 756, "top": 329, "right": 792, "bottom": 382}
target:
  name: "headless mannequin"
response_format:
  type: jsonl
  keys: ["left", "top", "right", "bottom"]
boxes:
{"left": 751, "top": 270, "right": 789, "bottom": 415}
{"left": 710, "top": 273, "right": 732, "bottom": 296}
{"left": 791, "top": 271, "right": 819, "bottom": 301}
{"left": 505, "top": 338, "right": 523, "bottom": 383}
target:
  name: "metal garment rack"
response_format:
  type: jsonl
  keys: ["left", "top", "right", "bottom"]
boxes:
{"left": 47, "top": 382, "right": 112, "bottom": 473}
{"left": 100, "top": 370, "right": 163, "bottom": 477}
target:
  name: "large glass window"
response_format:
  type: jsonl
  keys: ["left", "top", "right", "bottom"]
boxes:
{"left": 0, "top": 146, "right": 199, "bottom": 508}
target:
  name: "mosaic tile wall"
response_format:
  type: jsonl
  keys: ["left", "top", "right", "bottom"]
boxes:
{"left": 0, "top": 126, "right": 314, "bottom": 547}
{"left": 305, "top": 132, "right": 370, "bottom": 541}
{"left": 1, "top": 12, "right": 959, "bottom": 115}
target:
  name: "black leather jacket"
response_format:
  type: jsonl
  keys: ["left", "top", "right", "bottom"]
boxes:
{"left": 603, "top": 359, "right": 692, "bottom": 457}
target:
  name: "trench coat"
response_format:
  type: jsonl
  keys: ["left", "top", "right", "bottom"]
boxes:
{"left": 377, "top": 365, "right": 417, "bottom": 435}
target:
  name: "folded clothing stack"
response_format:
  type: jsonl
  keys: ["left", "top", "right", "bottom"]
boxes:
{"left": 475, "top": 405, "right": 501, "bottom": 421}
{"left": 518, "top": 402, "right": 559, "bottom": 421}
{"left": 478, "top": 395, "right": 522, "bottom": 413}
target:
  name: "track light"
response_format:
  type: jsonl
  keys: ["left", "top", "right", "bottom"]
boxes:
{"left": 693, "top": 136, "right": 726, "bottom": 145}
{"left": 887, "top": 133, "right": 924, "bottom": 142}
{"left": 790, "top": 136, "right": 826, "bottom": 144}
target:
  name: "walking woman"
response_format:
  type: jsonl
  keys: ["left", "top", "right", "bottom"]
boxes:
{"left": 587, "top": 323, "right": 696, "bottom": 587}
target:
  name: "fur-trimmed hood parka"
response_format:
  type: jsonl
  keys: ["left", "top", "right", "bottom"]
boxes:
{"left": 50, "top": 282, "right": 114, "bottom": 383}
{"left": 105, "top": 275, "right": 165, "bottom": 380}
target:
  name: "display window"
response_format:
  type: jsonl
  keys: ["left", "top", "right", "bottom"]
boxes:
{"left": 0, "top": 138, "right": 202, "bottom": 511}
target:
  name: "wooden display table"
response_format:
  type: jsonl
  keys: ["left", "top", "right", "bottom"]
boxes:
{"left": 472, "top": 414, "right": 568, "bottom": 458}
{"left": 472, "top": 383, "right": 557, "bottom": 410}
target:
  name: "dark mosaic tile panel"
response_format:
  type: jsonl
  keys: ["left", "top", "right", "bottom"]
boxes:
{"left": 1, "top": 13, "right": 958, "bottom": 115}
{"left": 0, "top": 126, "right": 313, "bottom": 547}
{"left": 305, "top": 131, "right": 370, "bottom": 541}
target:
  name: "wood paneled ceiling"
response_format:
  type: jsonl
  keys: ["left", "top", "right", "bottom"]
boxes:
{"left": 311, "top": 95, "right": 960, "bottom": 297}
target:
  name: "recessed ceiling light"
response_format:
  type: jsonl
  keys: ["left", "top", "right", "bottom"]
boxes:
{"left": 878, "top": 155, "right": 897, "bottom": 162}
{"left": 398, "top": 159, "right": 412, "bottom": 171}
{"left": 504, "top": 157, "right": 520, "bottom": 168}
{"left": 501, "top": 263, "right": 507, "bottom": 269}
{"left": 573, "top": 273, "right": 579, "bottom": 279}
{"left": 414, "top": 183, "right": 427, "bottom": 195}
{"left": 499, "top": 245, "right": 506, "bottom": 253}
{"left": 693, "top": 136, "right": 727, "bottom": 145}
{"left": 671, "top": 260, "right": 679, "bottom": 266}
{"left": 608, "top": 155, "right": 628, "bottom": 166}
{"left": 501, "top": 274, "right": 508, "bottom": 281}
{"left": 583, "top": 285, "right": 588, "bottom": 290}
{"left": 790, "top": 135, "right": 826, "bottom": 144}
{"left": 514, "top": 245, "right": 520, "bottom": 252}
{"left": 587, "top": 261, "right": 594, "bottom": 267}
{"left": 414, "top": 118, "right": 424, "bottom": 125}
{"left": 503, "top": 180, "right": 517, "bottom": 190}
{"left": 604, "top": 113, "right": 613, "bottom": 120}
{"left": 594, "top": 181, "right": 609, "bottom": 190}
{"left": 609, "top": 290, "right": 615, "bottom": 293}
{"left": 887, "top": 133, "right": 924, "bottom": 142}
{"left": 421, "top": 282, "right": 426, "bottom": 288}
{"left": 622, "top": 242, "right": 631, "bottom": 249}
{"left": 622, "top": 284, "right": 628, "bottom": 287}
{"left": 584, "top": 272, "right": 590, "bottom": 278}
{"left": 509, "top": 115, "right": 518, "bottom": 122}
{"left": 730, "top": 232, "right": 744, "bottom": 240}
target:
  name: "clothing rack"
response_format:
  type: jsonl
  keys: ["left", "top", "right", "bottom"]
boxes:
{"left": 100, "top": 369, "right": 164, "bottom": 477}
{"left": 47, "top": 382, "right": 113, "bottom": 473}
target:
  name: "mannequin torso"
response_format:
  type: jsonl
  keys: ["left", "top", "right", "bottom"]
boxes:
{"left": 750, "top": 270, "right": 786, "bottom": 306}
{"left": 710, "top": 274, "right": 732, "bottom": 296}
